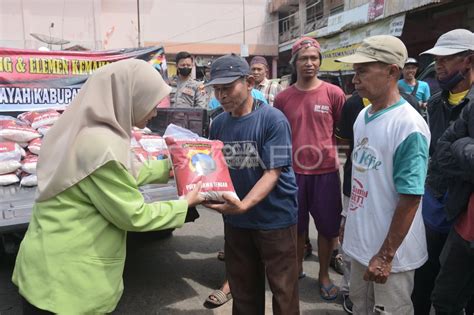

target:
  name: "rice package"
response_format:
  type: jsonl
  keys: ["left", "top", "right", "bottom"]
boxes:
{"left": 18, "top": 109, "right": 61, "bottom": 129}
{"left": 165, "top": 136, "right": 238, "bottom": 202}
{"left": 21, "top": 154, "right": 38, "bottom": 174}
{"left": 0, "top": 121, "right": 41, "bottom": 143}
{"left": 28, "top": 138, "right": 42, "bottom": 155}
{"left": 139, "top": 134, "right": 169, "bottom": 159}
{"left": 20, "top": 173, "right": 38, "bottom": 187}
{"left": 0, "top": 173, "right": 19, "bottom": 186}
{"left": 0, "top": 142, "right": 23, "bottom": 174}
{"left": 37, "top": 125, "right": 52, "bottom": 136}
{"left": 132, "top": 147, "right": 149, "bottom": 163}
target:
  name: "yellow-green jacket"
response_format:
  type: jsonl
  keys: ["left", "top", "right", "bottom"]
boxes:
{"left": 12, "top": 160, "right": 187, "bottom": 314}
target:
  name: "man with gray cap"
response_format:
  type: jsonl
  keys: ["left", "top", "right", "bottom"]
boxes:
{"left": 205, "top": 53, "right": 299, "bottom": 314}
{"left": 412, "top": 28, "right": 474, "bottom": 315}
{"left": 250, "top": 56, "right": 282, "bottom": 106}
{"left": 336, "top": 35, "right": 430, "bottom": 314}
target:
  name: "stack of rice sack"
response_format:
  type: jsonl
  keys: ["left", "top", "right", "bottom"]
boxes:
{"left": 0, "top": 110, "right": 60, "bottom": 187}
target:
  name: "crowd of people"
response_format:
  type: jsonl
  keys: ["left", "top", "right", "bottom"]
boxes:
{"left": 10, "top": 28, "right": 474, "bottom": 315}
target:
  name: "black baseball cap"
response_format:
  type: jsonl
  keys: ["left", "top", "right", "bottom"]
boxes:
{"left": 206, "top": 53, "right": 250, "bottom": 86}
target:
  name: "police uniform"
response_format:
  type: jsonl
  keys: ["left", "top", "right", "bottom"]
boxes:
{"left": 169, "top": 76, "right": 207, "bottom": 108}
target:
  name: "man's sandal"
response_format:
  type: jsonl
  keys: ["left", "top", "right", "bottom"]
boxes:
{"left": 204, "top": 289, "right": 232, "bottom": 308}
{"left": 319, "top": 282, "right": 339, "bottom": 301}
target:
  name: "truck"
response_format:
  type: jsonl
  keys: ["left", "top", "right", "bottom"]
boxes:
{"left": 0, "top": 107, "right": 210, "bottom": 256}
{"left": 0, "top": 46, "right": 210, "bottom": 255}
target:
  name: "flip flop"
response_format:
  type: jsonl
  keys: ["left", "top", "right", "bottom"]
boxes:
{"left": 319, "top": 282, "right": 339, "bottom": 301}
{"left": 204, "top": 289, "right": 232, "bottom": 309}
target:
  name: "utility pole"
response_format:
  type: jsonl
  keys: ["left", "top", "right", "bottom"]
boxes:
{"left": 137, "top": 0, "right": 141, "bottom": 47}
{"left": 242, "top": 0, "right": 246, "bottom": 45}
{"left": 241, "top": 0, "right": 249, "bottom": 57}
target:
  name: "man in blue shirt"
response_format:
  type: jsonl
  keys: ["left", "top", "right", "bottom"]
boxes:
{"left": 398, "top": 58, "right": 431, "bottom": 112}
{"left": 205, "top": 54, "right": 299, "bottom": 314}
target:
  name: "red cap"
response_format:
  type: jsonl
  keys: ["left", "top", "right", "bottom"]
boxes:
{"left": 291, "top": 37, "right": 321, "bottom": 56}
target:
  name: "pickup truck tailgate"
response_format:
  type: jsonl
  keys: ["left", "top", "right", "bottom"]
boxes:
{"left": 0, "top": 181, "right": 178, "bottom": 233}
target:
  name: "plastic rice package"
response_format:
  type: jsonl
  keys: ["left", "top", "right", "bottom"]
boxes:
{"left": 20, "top": 173, "right": 38, "bottom": 187}
{"left": 164, "top": 124, "right": 238, "bottom": 202}
{"left": 0, "top": 141, "right": 22, "bottom": 161}
{"left": 37, "top": 125, "right": 52, "bottom": 136}
{"left": 18, "top": 109, "right": 61, "bottom": 129}
{"left": 0, "top": 121, "right": 41, "bottom": 143}
{"left": 21, "top": 154, "right": 38, "bottom": 174}
{"left": 28, "top": 138, "right": 42, "bottom": 155}
{"left": 0, "top": 173, "right": 19, "bottom": 186}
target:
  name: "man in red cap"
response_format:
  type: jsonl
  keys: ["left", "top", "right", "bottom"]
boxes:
{"left": 274, "top": 37, "right": 346, "bottom": 301}
{"left": 250, "top": 56, "right": 283, "bottom": 106}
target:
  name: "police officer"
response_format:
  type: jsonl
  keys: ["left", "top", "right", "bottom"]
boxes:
{"left": 169, "top": 51, "right": 207, "bottom": 108}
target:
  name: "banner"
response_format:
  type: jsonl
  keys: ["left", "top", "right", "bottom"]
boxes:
{"left": 320, "top": 43, "right": 360, "bottom": 73}
{"left": 0, "top": 46, "right": 166, "bottom": 112}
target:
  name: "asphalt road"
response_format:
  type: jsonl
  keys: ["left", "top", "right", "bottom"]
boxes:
{"left": 0, "top": 206, "right": 346, "bottom": 315}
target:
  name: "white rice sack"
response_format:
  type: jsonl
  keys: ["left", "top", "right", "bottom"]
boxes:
{"left": 130, "top": 135, "right": 141, "bottom": 149}
{"left": 0, "top": 115, "right": 26, "bottom": 126}
{"left": 21, "top": 155, "right": 38, "bottom": 174}
{"left": 18, "top": 110, "right": 60, "bottom": 128}
{"left": 37, "top": 125, "right": 52, "bottom": 136}
{"left": 0, "top": 142, "right": 22, "bottom": 162}
{"left": 0, "top": 160, "right": 21, "bottom": 175}
{"left": 28, "top": 138, "right": 42, "bottom": 155}
{"left": 0, "top": 122, "right": 41, "bottom": 143}
{"left": 139, "top": 135, "right": 168, "bottom": 153}
{"left": 0, "top": 173, "right": 19, "bottom": 186}
{"left": 20, "top": 174, "right": 37, "bottom": 187}
{"left": 31, "top": 110, "right": 60, "bottom": 129}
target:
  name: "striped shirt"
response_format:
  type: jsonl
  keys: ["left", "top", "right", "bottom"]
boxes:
{"left": 256, "top": 78, "right": 283, "bottom": 106}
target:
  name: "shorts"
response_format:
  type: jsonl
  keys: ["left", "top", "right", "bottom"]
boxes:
{"left": 296, "top": 172, "right": 342, "bottom": 238}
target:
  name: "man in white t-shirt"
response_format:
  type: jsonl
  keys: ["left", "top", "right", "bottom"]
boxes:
{"left": 336, "top": 36, "right": 430, "bottom": 314}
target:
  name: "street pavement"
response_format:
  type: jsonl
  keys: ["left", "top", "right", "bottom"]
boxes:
{"left": 0, "top": 206, "right": 346, "bottom": 314}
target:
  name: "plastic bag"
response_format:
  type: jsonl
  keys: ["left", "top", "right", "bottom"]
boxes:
{"left": 164, "top": 124, "right": 238, "bottom": 202}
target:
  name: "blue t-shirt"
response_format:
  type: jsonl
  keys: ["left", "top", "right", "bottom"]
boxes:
{"left": 208, "top": 89, "right": 268, "bottom": 110}
{"left": 398, "top": 79, "right": 431, "bottom": 103}
{"left": 209, "top": 102, "right": 298, "bottom": 229}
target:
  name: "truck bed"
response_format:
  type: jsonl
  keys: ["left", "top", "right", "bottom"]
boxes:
{"left": 0, "top": 181, "right": 178, "bottom": 234}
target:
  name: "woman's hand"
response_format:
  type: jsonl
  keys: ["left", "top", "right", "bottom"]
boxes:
{"left": 185, "top": 182, "right": 204, "bottom": 207}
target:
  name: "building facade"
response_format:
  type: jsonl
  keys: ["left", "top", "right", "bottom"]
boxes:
{"left": 271, "top": 0, "right": 474, "bottom": 92}
{"left": 0, "top": 0, "right": 280, "bottom": 78}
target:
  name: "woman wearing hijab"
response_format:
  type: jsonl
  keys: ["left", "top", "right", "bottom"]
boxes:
{"left": 12, "top": 59, "right": 203, "bottom": 314}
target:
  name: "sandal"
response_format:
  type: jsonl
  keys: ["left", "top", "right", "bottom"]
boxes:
{"left": 204, "top": 289, "right": 232, "bottom": 308}
{"left": 217, "top": 250, "right": 225, "bottom": 261}
{"left": 330, "top": 253, "right": 345, "bottom": 275}
{"left": 319, "top": 282, "right": 339, "bottom": 301}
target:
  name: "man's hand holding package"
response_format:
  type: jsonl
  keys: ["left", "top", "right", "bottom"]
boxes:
{"left": 204, "top": 193, "right": 248, "bottom": 215}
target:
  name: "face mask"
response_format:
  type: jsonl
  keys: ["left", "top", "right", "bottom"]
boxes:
{"left": 178, "top": 67, "right": 192, "bottom": 77}
{"left": 437, "top": 71, "right": 465, "bottom": 91}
